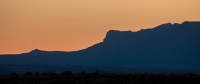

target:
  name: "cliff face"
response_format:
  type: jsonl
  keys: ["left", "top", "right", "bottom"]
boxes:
{"left": 87, "top": 21, "right": 200, "bottom": 53}
{"left": 83, "top": 21, "right": 200, "bottom": 68}
{"left": 103, "top": 30, "right": 133, "bottom": 42}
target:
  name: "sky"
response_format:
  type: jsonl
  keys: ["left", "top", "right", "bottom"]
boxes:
{"left": 0, "top": 0, "right": 200, "bottom": 54}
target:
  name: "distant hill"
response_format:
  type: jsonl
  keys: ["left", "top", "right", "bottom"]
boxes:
{"left": 0, "top": 21, "right": 200, "bottom": 73}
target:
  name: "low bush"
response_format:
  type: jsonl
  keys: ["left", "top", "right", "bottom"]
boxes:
{"left": 61, "top": 70, "right": 73, "bottom": 75}
{"left": 26, "top": 71, "right": 33, "bottom": 75}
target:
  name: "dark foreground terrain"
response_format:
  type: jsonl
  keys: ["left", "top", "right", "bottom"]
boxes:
{"left": 0, "top": 71, "right": 200, "bottom": 84}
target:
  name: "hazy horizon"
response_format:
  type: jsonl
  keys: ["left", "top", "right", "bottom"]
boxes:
{"left": 1, "top": 0, "right": 200, "bottom": 54}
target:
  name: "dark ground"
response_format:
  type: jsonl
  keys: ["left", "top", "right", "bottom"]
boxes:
{"left": 0, "top": 71, "right": 200, "bottom": 84}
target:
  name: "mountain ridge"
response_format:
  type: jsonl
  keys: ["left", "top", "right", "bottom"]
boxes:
{"left": 3, "top": 21, "right": 199, "bottom": 54}
{"left": 0, "top": 21, "right": 200, "bottom": 73}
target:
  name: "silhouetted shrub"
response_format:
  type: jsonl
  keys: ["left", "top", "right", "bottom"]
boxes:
{"left": 42, "top": 72, "right": 47, "bottom": 75}
{"left": 2, "top": 72, "right": 200, "bottom": 83}
{"left": 188, "top": 72, "right": 194, "bottom": 76}
{"left": 26, "top": 71, "right": 33, "bottom": 75}
{"left": 41, "top": 72, "right": 57, "bottom": 75}
{"left": 80, "top": 71, "right": 86, "bottom": 75}
{"left": 11, "top": 71, "right": 17, "bottom": 75}
{"left": 35, "top": 72, "right": 39, "bottom": 75}
{"left": 93, "top": 69, "right": 100, "bottom": 75}
{"left": 49, "top": 72, "right": 57, "bottom": 75}
{"left": 61, "top": 70, "right": 73, "bottom": 75}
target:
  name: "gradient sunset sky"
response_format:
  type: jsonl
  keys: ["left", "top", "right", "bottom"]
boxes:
{"left": 0, "top": 0, "right": 200, "bottom": 54}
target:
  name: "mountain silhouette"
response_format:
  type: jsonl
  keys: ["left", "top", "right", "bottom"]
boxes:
{"left": 0, "top": 21, "right": 200, "bottom": 73}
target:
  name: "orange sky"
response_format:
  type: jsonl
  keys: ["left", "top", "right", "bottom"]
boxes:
{"left": 0, "top": 0, "right": 200, "bottom": 54}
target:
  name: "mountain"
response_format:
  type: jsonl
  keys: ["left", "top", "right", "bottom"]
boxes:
{"left": 0, "top": 21, "right": 200, "bottom": 73}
